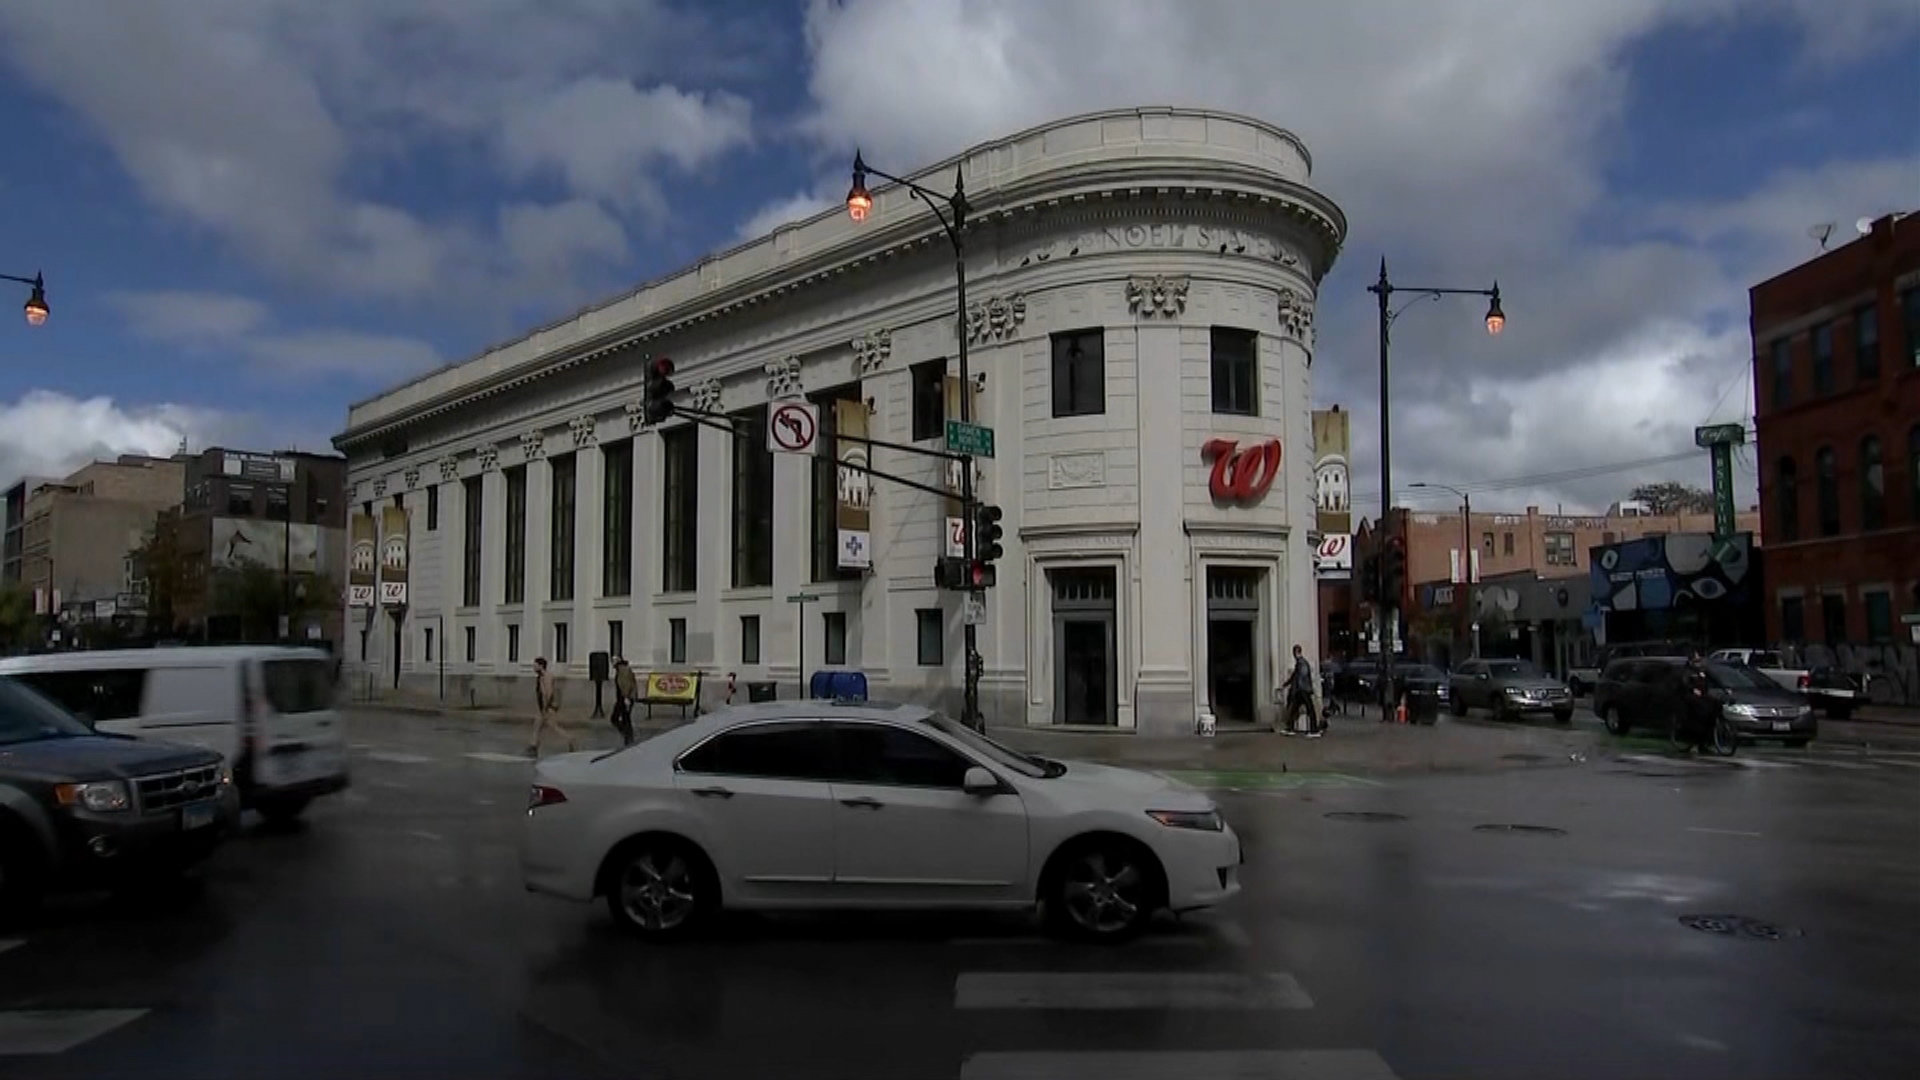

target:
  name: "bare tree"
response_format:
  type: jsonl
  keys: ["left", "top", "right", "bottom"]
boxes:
{"left": 1628, "top": 481, "right": 1714, "bottom": 515}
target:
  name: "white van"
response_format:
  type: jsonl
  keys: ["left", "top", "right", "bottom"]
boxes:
{"left": 0, "top": 646, "right": 349, "bottom": 822}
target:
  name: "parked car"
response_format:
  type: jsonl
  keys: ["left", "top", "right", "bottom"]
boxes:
{"left": 1591, "top": 656, "right": 1815, "bottom": 747}
{"left": 1707, "top": 648, "right": 1859, "bottom": 719}
{"left": 0, "top": 646, "right": 349, "bottom": 823}
{"left": 1, "top": 675, "right": 240, "bottom": 917}
{"left": 1448, "top": 658, "right": 1574, "bottom": 723}
{"left": 1567, "top": 640, "right": 1690, "bottom": 696}
{"left": 521, "top": 701, "right": 1243, "bottom": 942}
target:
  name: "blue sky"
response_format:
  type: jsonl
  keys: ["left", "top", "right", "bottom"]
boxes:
{"left": 0, "top": 0, "right": 1913, "bottom": 512}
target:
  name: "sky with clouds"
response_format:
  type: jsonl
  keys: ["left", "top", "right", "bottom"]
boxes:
{"left": 0, "top": 0, "right": 1913, "bottom": 516}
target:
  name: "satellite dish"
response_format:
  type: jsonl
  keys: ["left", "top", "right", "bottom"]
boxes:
{"left": 1856, "top": 216, "right": 1875, "bottom": 235}
{"left": 1808, "top": 223, "right": 1835, "bottom": 249}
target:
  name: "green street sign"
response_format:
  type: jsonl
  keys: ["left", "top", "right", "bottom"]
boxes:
{"left": 945, "top": 420, "right": 995, "bottom": 459}
{"left": 786, "top": 592, "right": 821, "bottom": 604}
{"left": 1694, "top": 423, "right": 1746, "bottom": 449}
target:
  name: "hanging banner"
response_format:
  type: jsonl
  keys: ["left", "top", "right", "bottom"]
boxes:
{"left": 348, "top": 508, "right": 377, "bottom": 607}
{"left": 835, "top": 399, "right": 872, "bottom": 569}
{"left": 379, "top": 503, "right": 410, "bottom": 607}
{"left": 1311, "top": 407, "right": 1352, "bottom": 536}
{"left": 943, "top": 373, "right": 981, "bottom": 518}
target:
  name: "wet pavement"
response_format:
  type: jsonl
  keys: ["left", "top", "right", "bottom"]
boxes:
{"left": 2, "top": 710, "right": 1916, "bottom": 1079}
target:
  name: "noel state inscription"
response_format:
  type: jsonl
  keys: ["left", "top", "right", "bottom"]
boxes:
{"left": 1026, "top": 224, "right": 1302, "bottom": 265}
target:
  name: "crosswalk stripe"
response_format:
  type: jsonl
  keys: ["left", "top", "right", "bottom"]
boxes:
{"left": 465, "top": 752, "right": 530, "bottom": 764}
{"left": 955, "top": 972, "right": 1312, "bottom": 1010}
{"left": 960, "top": 1049, "right": 1401, "bottom": 1079}
{"left": 0, "top": 1009, "right": 148, "bottom": 1055}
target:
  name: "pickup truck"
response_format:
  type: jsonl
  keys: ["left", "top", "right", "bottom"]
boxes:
{"left": 1568, "top": 640, "right": 1690, "bottom": 696}
{"left": 1708, "top": 648, "right": 1858, "bottom": 718}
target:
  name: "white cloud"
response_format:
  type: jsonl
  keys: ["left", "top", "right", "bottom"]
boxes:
{"left": 500, "top": 200, "right": 633, "bottom": 275}
{"left": 732, "top": 184, "right": 842, "bottom": 243}
{"left": 759, "top": 0, "right": 1919, "bottom": 514}
{"left": 0, "top": 391, "right": 236, "bottom": 493}
{"left": 110, "top": 291, "right": 442, "bottom": 380}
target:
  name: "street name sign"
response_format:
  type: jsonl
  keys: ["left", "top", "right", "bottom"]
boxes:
{"left": 945, "top": 420, "right": 995, "bottom": 459}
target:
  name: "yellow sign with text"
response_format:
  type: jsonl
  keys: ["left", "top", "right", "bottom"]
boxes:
{"left": 642, "top": 672, "right": 701, "bottom": 705}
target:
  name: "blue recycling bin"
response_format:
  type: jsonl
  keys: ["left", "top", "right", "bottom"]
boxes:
{"left": 809, "top": 669, "right": 869, "bottom": 701}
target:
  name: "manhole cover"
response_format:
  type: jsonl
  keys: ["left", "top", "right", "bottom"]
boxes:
{"left": 1679, "top": 914, "right": 1801, "bottom": 941}
{"left": 1324, "top": 811, "right": 1407, "bottom": 823}
{"left": 1473, "top": 824, "right": 1567, "bottom": 836}
{"left": 1501, "top": 753, "right": 1548, "bottom": 762}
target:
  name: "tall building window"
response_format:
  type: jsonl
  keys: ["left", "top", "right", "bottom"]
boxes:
{"left": 461, "top": 476, "right": 482, "bottom": 607}
{"left": 549, "top": 453, "right": 576, "bottom": 601}
{"left": 823, "top": 610, "right": 848, "bottom": 665}
{"left": 1210, "top": 327, "right": 1259, "bottom": 415}
{"left": 732, "top": 405, "right": 775, "bottom": 588}
{"left": 553, "top": 621, "right": 570, "bottom": 664}
{"left": 1815, "top": 446, "right": 1840, "bottom": 537}
{"left": 1774, "top": 456, "right": 1799, "bottom": 542}
{"left": 1770, "top": 338, "right": 1792, "bottom": 409}
{"left": 1859, "top": 435, "right": 1885, "bottom": 530}
{"left": 1821, "top": 592, "right": 1847, "bottom": 645}
{"left": 811, "top": 384, "right": 864, "bottom": 583}
{"left": 504, "top": 465, "right": 527, "bottom": 604}
{"left": 426, "top": 484, "right": 439, "bottom": 531}
{"left": 910, "top": 359, "right": 945, "bottom": 441}
{"left": 602, "top": 440, "right": 633, "bottom": 597}
{"left": 1051, "top": 329, "right": 1105, "bottom": 417}
{"left": 1855, "top": 304, "right": 1880, "bottom": 381}
{"left": 1780, "top": 596, "right": 1805, "bottom": 641}
{"left": 661, "top": 426, "right": 698, "bottom": 593}
{"left": 1811, "top": 322, "right": 1834, "bottom": 396}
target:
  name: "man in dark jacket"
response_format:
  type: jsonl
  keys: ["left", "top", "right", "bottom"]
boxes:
{"left": 1283, "top": 644, "right": 1323, "bottom": 738}
{"left": 1679, "top": 649, "right": 1716, "bottom": 752}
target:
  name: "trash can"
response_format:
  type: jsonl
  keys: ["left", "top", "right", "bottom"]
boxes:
{"left": 746, "top": 681, "right": 778, "bottom": 703}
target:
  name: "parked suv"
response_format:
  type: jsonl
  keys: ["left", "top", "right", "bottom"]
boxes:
{"left": 0, "top": 676, "right": 240, "bottom": 917}
{"left": 1592, "top": 656, "right": 1816, "bottom": 747}
{"left": 1448, "top": 658, "right": 1573, "bottom": 723}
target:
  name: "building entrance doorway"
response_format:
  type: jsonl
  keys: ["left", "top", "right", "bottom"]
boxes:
{"left": 1051, "top": 567, "right": 1117, "bottom": 725}
{"left": 1206, "top": 566, "right": 1264, "bottom": 724}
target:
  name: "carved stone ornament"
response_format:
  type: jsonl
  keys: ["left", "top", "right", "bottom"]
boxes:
{"left": 477, "top": 444, "right": 500, "bottom": 472}
{"left": 372, "top": 476, "right": 388, "bottom": 498}
{"left": 438, "top": 455, "right": 460, "bottom": 482}
{"left": 403, "top": 467, "right": 421, "bottom": 490}
{"left": 765, "top": 356, "right": 803, "bottom": 398}
{"left": 1126, "top": 275, "right": 1190, "bottom": 318}
{"left": 569, "top": 415, "right": 597, "bottom": 449}
{"left": 624, "top": 399, "right": 645, "bottom": 433}
{"left": 852, "top": 328, "right": 892, "bottom": 374}
{"left": 965, "top": 293, "right": 1027, "bottom": 344}
{"left": 520, "top": 430, "right": 545, "bottom": 461}
{"left": 1278, "top": 287, "right": 1316, "bottom": 347}
{"left": 691, "top": 377, "right": 724, "bottom": 413}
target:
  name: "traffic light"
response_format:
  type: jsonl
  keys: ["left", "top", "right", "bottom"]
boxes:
{"left": 1382, "top": 537, "right": 1407, "bottom": 605}
{"left": 966, "top": 559, "right": 996, "bottom": 590}
{"left": 1360, "top": 554, "right": 1380, "bottom": 604}
{"left": 642, "top": 355, "right": 676, "bottom": 425}
{"left": 933, "top": 556, "right": 968, "bottom": 590}
{"left": 974, "top": 504, "right": 1004, "bottom": 565}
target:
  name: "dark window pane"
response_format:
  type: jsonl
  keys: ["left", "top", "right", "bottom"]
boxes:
{"left": 1856, "top": 305, "right": 1880, "bottom": 380}
{"left": 1811, "top": 323, "right": 1834, "bottom": 396}
{"left": 1050, "top": 330, "right": 1105, "bottom": 417}
{"left": 661, "top": 427, "right": 698, "bottom": 592}
{"left": 1821, "top": 593, "right": 1847, "bottom": 644}
{"left": 1780, "top": 596, "right": 1805, "bottom": 642}
{"left": 1910, "top": 425, "right": 1920, "bottom": 524}
{"left": 10, "top": 669, "right": 148, "bottom": 725}
{"left": 602, "top": 441, "right": 633, "bottom": 596}
{"left": 504, "top": 466, "right": 527, "bottom": 604}
{"left": 823, "top": 611, "right": 847, "bottom": 665}
{"left": 462, "top": 476, "right": 483, "bottom": 607}
{"left": 1865, "top": 592, "right": 1893, "bottom": 643}
{"left": 1903, "top": 288, "right": 1920, "bottom": 369}
{"left": 911, "top": 360, "right": 945, "bottom": 441}
{"left": 426, "top": 484, "right": 439, "bottom": 531}
{"left": 550, "top": 454, "right": 576, "bottom": 601}
{"left": 1861, "top": 435, "right": 1884, "bottom": 530}
{"left": 1815, "top": 446, "right": 1840, "bottom": 537}
{"left": 732, "top": 406, "right": 775, "bottom": 588}
{"left": 810, "top": 386, "right": 864, "bottom": 583}
{"left": 832, "top": 723, "right": 972, "bottom": 788}
{"left": 916, "top": 608, "right": 943, "bottom": 666}
{"left": 740, "top": 615, "right": 760, "bottom": 664}
{"left": 680, "top": 722, "right": 836, "bottom": 780}
{"left": 669, "top": 617, "right": 687, "bottom": 664}
{"left": 1770, "top": 338, "right": 1792, "bottom": 409}
{"left": 1210, "top": 327, "right": 1258, "bottom": 415}
{"left": 1774, "top": 457, "right": 1799, "bottom": 542}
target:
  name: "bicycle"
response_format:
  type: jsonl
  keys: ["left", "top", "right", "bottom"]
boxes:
{"left": 1668, "top": 705, "right": 1737, "bottom": 756}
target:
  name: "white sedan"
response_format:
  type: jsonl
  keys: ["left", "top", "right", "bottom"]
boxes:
{"left": 521, "top": 701, "right": 1242, "bottom": 941}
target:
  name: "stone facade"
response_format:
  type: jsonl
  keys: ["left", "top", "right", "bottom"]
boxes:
{"left": 333, "top": 107, "right": 1347, "bottom": 734}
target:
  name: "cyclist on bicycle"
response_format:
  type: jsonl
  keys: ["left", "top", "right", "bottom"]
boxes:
{"left": 1679, "top": 649, "right": 1717, "bottom": 752}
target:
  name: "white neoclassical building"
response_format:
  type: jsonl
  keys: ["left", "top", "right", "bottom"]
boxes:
{"left": 334, "top": 107, "right": 1346, "bottom": 735}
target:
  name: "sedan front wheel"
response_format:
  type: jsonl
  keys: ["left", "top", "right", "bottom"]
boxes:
{"left": 604, "top": 838, "right": 713, "bottom": 939}
{"left": 1045, "top": 839, "right": 1163, "bottom": 942}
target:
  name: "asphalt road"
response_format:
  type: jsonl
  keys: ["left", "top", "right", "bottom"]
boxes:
{"left": 3, "top": 710, "right": 1917, "bottom": 1079}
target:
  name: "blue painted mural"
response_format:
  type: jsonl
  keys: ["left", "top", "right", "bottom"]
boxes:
{"left": 1590, "top": 532, "right": 1755, "bottom": 612}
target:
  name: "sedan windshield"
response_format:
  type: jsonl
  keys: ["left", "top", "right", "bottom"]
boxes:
{"left": 1708, "top": 662, "right": 1778, "bottom": 691}
{"left": 1488, "top": 661, "right": 1544, "bottom": 678}
{"left": 921, "top": 714, "right": 1055, "bottom": 778}
{"left": 0, "top": 676, "right": 94, "bottom": 745}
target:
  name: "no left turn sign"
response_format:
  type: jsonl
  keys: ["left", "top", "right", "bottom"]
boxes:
{"left": 769, "top": 401, "right": 819, "bottom": 455}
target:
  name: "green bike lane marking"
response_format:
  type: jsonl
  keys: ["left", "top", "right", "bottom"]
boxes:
{"left": 1156, "top": 769, "right": 1387, "bottom": 791}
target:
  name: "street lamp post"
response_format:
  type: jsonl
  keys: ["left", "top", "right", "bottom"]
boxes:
{"left": 1367, "top": 259, "right": 1503, "bottom": 707}
{"left": 2, "top": 272, "right": 49, "bottom": 326}
{"left": 1411, "top": 481, "right": 1477, "bottom": 661}
{"left": 846, "top": 150, "right": 987, "bottom": 728}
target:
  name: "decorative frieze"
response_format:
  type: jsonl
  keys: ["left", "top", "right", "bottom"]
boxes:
{"left": 1278, "top": 287, "right": 1315, "bottom": 348}
{"left": 1125, "top": 275, "right": 1190, "bottom": 318}
{"left": 372, "top": 477, "right": 388, "bottom": 498}
{"left": 625, "top": 400, "right": 645, "bottom": 433}
{"left": 966, "top": 293, "right": 1027, "bottom": 344}
{"left": 691, "top": 377, "right": 724, "bottom": 413}
{"left": 403, "top": 467, "right": 421, "bottom": 490}
{"left": 477, "top": 444, "right": 500, "bottom": 472}
{"left": 765, "top": 356, "right": 803, "bottom": 398}
{"left": 852, "top": 328, "right": 892, "bottom": 374}
{"left": 569, "top": 415, "right": 597, "bottom": 449}
{"left": 520, "top": 431, "right": 545, "bottom": 461}
{"left": 438, "top": 455, "right": 460, "bottom": 482}
{"left": 1049, "top": 453, "right": 1107, "bottom": 490}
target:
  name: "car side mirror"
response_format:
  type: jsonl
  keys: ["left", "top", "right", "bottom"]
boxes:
{"left": 962, "top": 766, "right": 1002, "bottom": 796}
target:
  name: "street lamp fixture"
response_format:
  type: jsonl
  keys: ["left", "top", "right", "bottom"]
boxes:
{"left": 4, "top": 272, "right": 48, "bottom": 327}
{"left": 846, "top": 154, "right": 874, "bottom": 222}
{"left": 1484, "top": 285, "right": 1505, "bottom": 336}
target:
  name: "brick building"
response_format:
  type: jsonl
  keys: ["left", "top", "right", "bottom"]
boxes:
{"left": 1398, "top": 502, "right": 1761, "bottom": 584}
{"left": 14, "top": 455, "right": 185, "bottom": 621}
{"left": 1752, "top": 211, "right": 1920, "bottom": 647}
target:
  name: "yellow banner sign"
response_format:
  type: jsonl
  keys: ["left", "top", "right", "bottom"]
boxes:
{"left": 642, "top": 671, "right": 701, "bottom": 704}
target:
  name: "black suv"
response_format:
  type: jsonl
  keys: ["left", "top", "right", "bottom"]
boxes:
{"left": 0, "top": 676, "right": 240, "bottom": 916}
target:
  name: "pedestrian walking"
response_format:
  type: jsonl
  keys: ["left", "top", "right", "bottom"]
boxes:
{"left": 528, "top": 657, "right": 575, "bottom": 758}
{"left": 1281, "top": 644, "right": 1323, "bottom": 738}
{"left": 610, "top": 657, "right": 638, "bottom": 747}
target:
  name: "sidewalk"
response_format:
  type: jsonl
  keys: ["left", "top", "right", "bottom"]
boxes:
{"left": 1847, "top": 704, "right": 1920, "bottom": 728}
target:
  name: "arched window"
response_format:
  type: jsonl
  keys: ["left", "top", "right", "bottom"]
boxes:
{"left": 1860, "top": 435, "right": 1884, "bottom": 531}
{"left": 1815, "top": 446, "right": 1840, "bottom": 537}
{"left": 1773, "top": 456, "right": 1799, "bottom": 542}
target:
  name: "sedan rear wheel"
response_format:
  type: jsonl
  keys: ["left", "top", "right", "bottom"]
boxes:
{"left": 1047, "top": 840, "right": 1161, "bottom": 942}
{"left": 606, "top": 839, "right": 709, "bottom": 939}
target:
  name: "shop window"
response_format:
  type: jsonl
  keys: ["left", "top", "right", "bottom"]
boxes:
{"left": 916, "top": 608, "right": 944, "bottom": 666}
{"left": 810, "top": 384, "right": 865, "bottom": 583}
{"left": 1051, "top": 329, "right": 1105, "bottom": 417}
{"left": 1774, "top": 456, "right": 1799, "bottom": 542}
{"left": 1210, "top": 328, "right": 1258, "bottom": 416}
{"left": 1855, "top": 304, "right": 1880, "bottom": 381}
{"left": 911, "top": 360, "right": 945, "bottom": 441}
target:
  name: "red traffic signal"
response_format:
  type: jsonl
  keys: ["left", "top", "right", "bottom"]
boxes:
{"left": 968, "top": 559, "right": 996, "bottom": 589}
{"left": 652, "top": 356, "right": 675, "bottom": 377}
